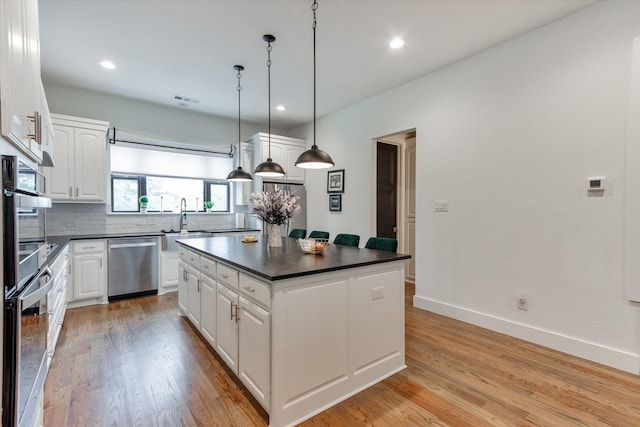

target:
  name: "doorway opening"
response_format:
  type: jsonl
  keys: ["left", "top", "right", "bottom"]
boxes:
{"left": 375, "top": 129, "right": 416, "bottom": 283}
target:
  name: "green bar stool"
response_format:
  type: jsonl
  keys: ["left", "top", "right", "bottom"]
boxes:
{"left": 309, "top": 230, "right": 330, "bottom": 240}
{"left": 288, "top": 229, "right": 306, "bottom": 239}
{"left": 334, "top": 233, "right": 360, "bottom": 247}
{"left": 364, "top": 237, "right": 398, "bottom": 252}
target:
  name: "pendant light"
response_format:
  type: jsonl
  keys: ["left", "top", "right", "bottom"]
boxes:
{"left": 254, "top": 34, "right": 286, "bottom": 177}
{"left": 227, "top": 65, "right": 253, "bottom": 182}
{"left": 295, "top": 0, "right": 335, "bottom": 169}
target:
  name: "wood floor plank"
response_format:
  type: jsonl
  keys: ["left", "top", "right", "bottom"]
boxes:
{"left": 44, "top": 287, "right": 640, "bottom": 426}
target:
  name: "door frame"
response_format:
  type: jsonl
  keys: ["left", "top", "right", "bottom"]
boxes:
{"left": 371, "top": 129, "right": 416, "bottom": 258}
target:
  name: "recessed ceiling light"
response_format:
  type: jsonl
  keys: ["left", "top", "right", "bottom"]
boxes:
{"left": 100, "top": 60, "right": 116, "bottom": 69}
{"left": 276, "top": 105, "right": 287, "bottom": 111}
{"left": 389, "top": 38, "right": 405, "bottom": 49}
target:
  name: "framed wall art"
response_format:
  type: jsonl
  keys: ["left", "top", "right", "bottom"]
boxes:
{"left": 327, "top": 169, "right": 345, "bottom": 193}
{"left": 329, "top": 194, "right": 342, "bottom": 212}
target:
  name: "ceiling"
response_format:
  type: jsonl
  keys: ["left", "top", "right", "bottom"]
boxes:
{"left": 39, "top": 0, "right": 597, "bottom": 130}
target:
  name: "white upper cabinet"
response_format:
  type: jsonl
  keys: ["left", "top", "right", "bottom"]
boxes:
{"left": 0, "top": 0, "right": 47, "bottom": 163}
{"left": 249, "top": 133, "right": 307, "bottom": 183}
{"left": 42, "top": 114, "right": 110, "bottom": 202}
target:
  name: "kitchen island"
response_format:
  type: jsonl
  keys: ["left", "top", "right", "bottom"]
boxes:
{"left": 177, "top": 236, "right": 410, "bottom": 427}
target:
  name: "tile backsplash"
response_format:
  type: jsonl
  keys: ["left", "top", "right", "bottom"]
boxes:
{"left": 46, "top": 203, "right": 237, "bottom": 236}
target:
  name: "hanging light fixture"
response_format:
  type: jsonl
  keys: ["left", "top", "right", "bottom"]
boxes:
{"left": 254, "top": 34, "right": 286, "bottom": 177}
{"left": 227, "top": 65, "right": 253, "bottom": 182}
{"left": 295, "top": 0, "right": 335, "bottom": 170}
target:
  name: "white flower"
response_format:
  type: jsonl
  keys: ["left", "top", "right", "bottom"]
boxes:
{"left": 248, "top": 190, "right": 301, "bottom": 225}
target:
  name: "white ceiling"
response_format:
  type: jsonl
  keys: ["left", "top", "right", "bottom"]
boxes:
{"left": 39, "top": 0, "right": 597, "bottom": 130}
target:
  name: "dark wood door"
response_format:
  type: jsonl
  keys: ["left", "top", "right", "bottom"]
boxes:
{"left": 376, "top": 142, "right": 397, "bottom": 238}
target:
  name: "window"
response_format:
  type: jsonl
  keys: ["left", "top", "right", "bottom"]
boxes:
{"left": 109, "top": 140, "right": 234, "bottom": 213}
{"left": 111, "top": 174, "right": 230, "bottom": 213}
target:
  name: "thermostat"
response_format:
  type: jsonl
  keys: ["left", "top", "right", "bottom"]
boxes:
{"left": 588, "top": 177, "right": 606, "bottom": 191}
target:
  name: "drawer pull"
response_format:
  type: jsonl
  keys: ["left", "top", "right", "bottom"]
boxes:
{"left": 243, "top": 286, "right": 255, "bottom": 293}
{"left": 220, "top": 273, "right": 228, "bottom": 279}
{"left": 202, "top": 265, "right": 208, "bottom": 269}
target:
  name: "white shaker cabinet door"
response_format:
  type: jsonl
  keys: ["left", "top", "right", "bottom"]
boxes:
{"left": 238, "top": 296, "right": 271, "bottom": 410}
{"left": 216, "top": 283, "right": 239, "bottom": 373}
{"left": 199, "top": 274, "right": 217, "bottom": 349}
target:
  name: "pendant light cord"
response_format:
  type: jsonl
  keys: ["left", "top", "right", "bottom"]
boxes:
{"left": 312, "top": 0, "right": 318, "bottom": 150}
{"left": 237, "top": 66, "right": 242, "bottom": 166}
{"left": 267, "top": 38, "right": 273, "bottom": 160}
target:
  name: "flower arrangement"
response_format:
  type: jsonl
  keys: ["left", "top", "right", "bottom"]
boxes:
{"left": 249, "top": 190, "right": 301, "bottom": 225}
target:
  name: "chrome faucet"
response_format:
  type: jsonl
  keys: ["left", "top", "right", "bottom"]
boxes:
{"left": 179, "top": 198, "right": 187, "bottom": 231}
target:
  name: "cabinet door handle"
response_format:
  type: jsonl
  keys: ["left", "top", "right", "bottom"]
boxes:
{"left": 76, "top": 187, "right": 79, "bottom": 198}
{"left": 69, "top": 187, "right": 73, "bottom": 197}
{"left": 27, "top": 111, "right": 40, "bottom": 143}
{"left": 36, "top": 112, "right": 42, "bottom": 145}
{"left": 197, "top": 279, "right": 200, "bottom": 292}
{"left": 100, "top": 258, "right": 102, "bottom": 268}
{"left": 230, "top": 302, "right": 237, "bottom": 321}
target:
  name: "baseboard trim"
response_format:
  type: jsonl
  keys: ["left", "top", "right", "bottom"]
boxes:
{"left": 413, "top": 295, "right": 639, "bottom": 374}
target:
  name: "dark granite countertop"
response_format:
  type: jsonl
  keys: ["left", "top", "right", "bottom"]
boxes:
{"left": 177, "top": 236, "right": 411, "bottom": 282}
{"left": 45, "top": 228, "right": 260, "bottom": 266}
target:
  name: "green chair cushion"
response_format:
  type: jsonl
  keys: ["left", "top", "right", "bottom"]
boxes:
{"left": 364, "top": 237, "right": 398, "bottom": 252}
{"left": 309, "top": 230, "right": 330, "bottom": 239}
{"left": 334, "top": 233, "right": 360, "bottom": 247}
{"left": 289, "top": 229, "right": 306, "bottom": 239}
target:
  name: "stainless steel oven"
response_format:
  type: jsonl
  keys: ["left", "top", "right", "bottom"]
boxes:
{"left": 3, "top": 267, "right": 53, "bottom": 427}
{"left": 2, "top": 155, "right": 50, "bottom": 297}
{"left": 2, "top": 155, "right": 52, "bottom": 427}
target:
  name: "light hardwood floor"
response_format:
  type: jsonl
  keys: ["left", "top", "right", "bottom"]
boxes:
{"left": 44, "top": 285, "right": 640, "bottom": 426}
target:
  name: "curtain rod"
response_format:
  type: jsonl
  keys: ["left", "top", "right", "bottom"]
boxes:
{"left": 108, "top": 127, "right": 234, "bottom": 157}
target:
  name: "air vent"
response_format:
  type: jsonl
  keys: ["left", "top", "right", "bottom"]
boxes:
{"left": 173, "top": 95, "right": 202, "bottom": 106}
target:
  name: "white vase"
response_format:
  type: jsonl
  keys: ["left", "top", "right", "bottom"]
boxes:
{"left": 140, "top": 207, "right": 147, "bottom": 214}
{"left": 267, "top": 223, "right": 282, "bottom": 247}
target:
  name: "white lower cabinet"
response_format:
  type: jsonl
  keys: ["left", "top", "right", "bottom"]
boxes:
{"left": 46, "top": 244, "right": 69, "bottom": 366}
{"left": 216, "top": 282, "right": 239, "bottom": 372}
{"left": 238, "top": 295, "right": 271, "bottom": 409}
{"left": 159, "top": 251, "right": 179, "bottom": 294}
{"left": 178, "top": 261, "right": 188, "bottom": 315}
{"left": 199, "top": 273, "right": 217, "bottom": 348}
{"left": 186, "top": 264, "right": 201, "bottom": 329}
{"left": 68, "top": 240, "right": 107, "bottom": 308}
{"left": 178, "top": 251, "right": 271, "bottom": 411}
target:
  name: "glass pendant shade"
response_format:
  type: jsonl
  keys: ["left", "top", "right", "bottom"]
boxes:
{"left": 295, "top": 145, "right": 334, "bottom": 169}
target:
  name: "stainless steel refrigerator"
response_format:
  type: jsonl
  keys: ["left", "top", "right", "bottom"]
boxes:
{"left": 262, "top": 181, "right": 307, "bottom": 237}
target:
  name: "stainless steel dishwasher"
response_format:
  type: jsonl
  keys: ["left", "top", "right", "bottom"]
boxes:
{"left": 108, "top": 237, "right": 158, "bottom": 300}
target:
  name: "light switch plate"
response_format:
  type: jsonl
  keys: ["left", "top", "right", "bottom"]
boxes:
{"left": 434, "top": 200, "right": 448, "bottom": 212}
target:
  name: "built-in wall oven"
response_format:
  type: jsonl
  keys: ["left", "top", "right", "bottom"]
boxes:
{"left": 2, "top": 155, "right": 53, "bottom": 427}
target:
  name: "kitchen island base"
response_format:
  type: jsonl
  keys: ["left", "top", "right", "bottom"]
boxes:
{"left": 270, "top": 264, "right": 406, "bottom": 426}
{"left": 177, "top": 237, "right": 408, "bottom": 427}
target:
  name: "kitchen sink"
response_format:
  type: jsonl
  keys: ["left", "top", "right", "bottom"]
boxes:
{"left": 162, "top": 231, "right": 213, "bottom": 251}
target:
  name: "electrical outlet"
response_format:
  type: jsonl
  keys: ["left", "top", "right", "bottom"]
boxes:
{"left": 434, "top": 200, "right": 448, "bottom": 212}
{"left": 517, "top": 296, "right": 528, "bottom": 311}
{"left": 372, "top": 287, "right": 384, "bottom": 300}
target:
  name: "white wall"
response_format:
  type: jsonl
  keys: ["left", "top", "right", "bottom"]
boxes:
{"left": 43, "top": 82, "right": 283, "bottom": 148}
{"left": 292, "top": 1, "right": 640, "bottom": 373}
